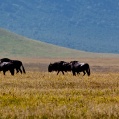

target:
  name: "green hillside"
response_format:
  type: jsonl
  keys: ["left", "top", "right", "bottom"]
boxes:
{"left": 0, "top": 28, "right": 119, "bottom": 59}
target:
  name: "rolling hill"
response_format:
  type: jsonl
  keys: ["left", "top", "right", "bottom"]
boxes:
{"left": 1, "top": 28, "right": 119, "bottom": 59}
{"left": 0, "top": 28, "right": 95, "bottom": 58}
{"left": 0, "top": 0, "right": 119, "bottom": 53}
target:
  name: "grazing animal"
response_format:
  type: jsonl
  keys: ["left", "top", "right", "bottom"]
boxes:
{"left": 48, "top": 61, "right": 71, "bottom": 75}
{"left": 0, "top": 62, "right": 15, "bottom": 75}
{"left": 70, "top": 61, "right": 90, "bottom": 76}
{"left": 0, "top": 58, "right": 26, "bottom": 74}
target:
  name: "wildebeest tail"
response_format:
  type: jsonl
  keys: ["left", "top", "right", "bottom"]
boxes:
{"left": 86, "top": 64, "right": 90, "bottom": 76}
{"left": 21, "top": 64, "right": 26, "bottom": 73}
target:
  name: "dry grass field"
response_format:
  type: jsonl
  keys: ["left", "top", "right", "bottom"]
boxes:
{"left": 0, "top": 57, "right": 119, "bottom": 119}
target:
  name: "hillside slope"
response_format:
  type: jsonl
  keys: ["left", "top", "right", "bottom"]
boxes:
{"left": 0, "top": 28, "right": 99, "bottom": 58}
{"left": 0, "top": 0, "right": 119, "bottom": 53}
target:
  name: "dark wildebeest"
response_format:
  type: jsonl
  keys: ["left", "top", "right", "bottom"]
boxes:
{"left": 70, "top": 61, "right": 90, "bottom": 76}
{"left": 0, "top": 58, "right": 26, "bottom": 74}
{"left": 0, "top": 62, "right": 15, "bottom": 75}
{"left": 48, "top": 61, "right": 71, "bottom": 75}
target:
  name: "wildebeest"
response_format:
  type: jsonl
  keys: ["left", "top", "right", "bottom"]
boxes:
{"left": 0, "top": 62, "right": 15, "bottom": 75}
{"left": 48, "top": 61, "right": 71, "bottom": 75}
{"left": 0, "top": 58, "right": 26, "bottom": 74}
{"left": 70, "top": 61, "right": 90, "bottom": 76}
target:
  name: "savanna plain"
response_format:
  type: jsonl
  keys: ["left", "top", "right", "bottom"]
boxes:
{"left": 0, "top": 57, "right": 119, "bottom": 119}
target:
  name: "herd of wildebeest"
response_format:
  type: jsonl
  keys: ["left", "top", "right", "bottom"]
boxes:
{"left": 48, "top": 61, "right": 90, "bottom": 76}
{"left": 0, "top": 58, "right": 90, "bottom": 76}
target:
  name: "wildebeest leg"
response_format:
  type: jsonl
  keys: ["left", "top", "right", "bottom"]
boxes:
{"left": 19, "top": 68, "right": 22, "bottom": 74}
{"left": 83, "top": 71, "right": 86, "bottom": 76}
{"left": 18, "top": 68, "right": 22, "bottom": 74}
{"left": 62, "top": 71, "right": 64, "bottom": 75}
{"left": 16, "top": 68, "right": 22, "bottom": 74}
{"left": 3, "top": 71, "right": 6, "bottom": 75}
{"left": 57, "top": 71, "right": 60, "bottom": 75}
{"left": 16, "top": 68, "right": 19, "bottom": 73}
{"left": 77, "top": 71, "right": 80, "bottom": 75}
{"left": 72, "top": 71, "right": 76, "bottom": 76}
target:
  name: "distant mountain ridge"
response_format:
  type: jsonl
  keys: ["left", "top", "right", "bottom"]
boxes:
{"left": 0, "top": 0, "right": 119, "bottom": 53}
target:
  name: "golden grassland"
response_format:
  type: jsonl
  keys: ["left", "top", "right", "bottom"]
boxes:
{"left": 0, "top": 72, "right": 119, "bottom": 118}
{"left": 0, "top": 57, "right": 119, "bottom": 118}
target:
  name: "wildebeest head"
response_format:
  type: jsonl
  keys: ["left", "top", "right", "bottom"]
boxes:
{"left": 48, "top": 63, "right": 53, "bottom": 72}
{"left": 0, "top": 58, "right": 11, "bottom": 63}
{"left": 0, "top": 62, "right": 15, "bottom": 75}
